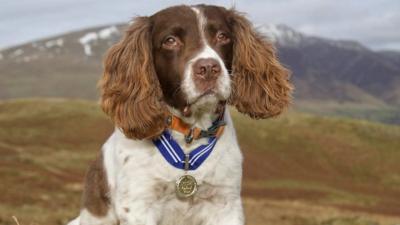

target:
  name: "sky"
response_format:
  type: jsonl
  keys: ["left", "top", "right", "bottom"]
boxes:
{"left": 0, "top": 0, "right": 399, "bottom": 51}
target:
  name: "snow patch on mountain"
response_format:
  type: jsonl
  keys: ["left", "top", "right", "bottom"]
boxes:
{"left": 328, "top": 40, "right": 367, "bottom": 51}
{"left": 79, "top": 32, "right": 98, "bottom": 44}
{"left": 258, "top": 24, "right": 368, "bottom": 52}
{"left": 99, "top": 26, "right": 119, "bottom": 39}
{"left": 11, "top": 49, "right": 24, "bottom": 58}
{"left": 79, "top": 26, "right": 119, "bottom": 56}
{"left": 32, "top": 42, "right": 46, "bottom": 51}
{"left": 45, "top": 38, "right": 64, "bottom": 48}
{"left": 18, "top": 54, "right": 39, "bottom": 63}
{"left": 79, "top": 32, "right": 97, "bottom": 55}
{"left": 259, "top": 24, "right": 303, "bottom": 46}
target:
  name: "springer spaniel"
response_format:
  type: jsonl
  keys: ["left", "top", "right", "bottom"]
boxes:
{"left": 68, "top": 4, "right": 292, "bottom": 225}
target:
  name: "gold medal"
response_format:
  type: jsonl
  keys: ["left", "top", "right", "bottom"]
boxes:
{"left": 176, "top": 174, "right": 198, "bottom": 198}
{"left": 176, "top": 154, "right": 198, "bottom": 198}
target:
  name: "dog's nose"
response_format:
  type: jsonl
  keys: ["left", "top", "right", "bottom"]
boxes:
{"left": 193, "top": 58, "right": 221, "bottom": 80}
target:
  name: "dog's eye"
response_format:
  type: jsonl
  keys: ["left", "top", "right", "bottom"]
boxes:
{"left": 162, "top": 36, "right": 180, "bottom": 49}
{"left": 216, "top": 31, "right": 230, "bottom": 44}
{"left": 165, "top": 37, "right": 176, "bottom": 45}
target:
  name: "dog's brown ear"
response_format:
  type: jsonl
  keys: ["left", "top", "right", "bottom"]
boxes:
{"left": 99, "top": 17, "right": 167, "bottom": 139}
{"left": 228, "top": 10, "right": 293, "bottom": 119}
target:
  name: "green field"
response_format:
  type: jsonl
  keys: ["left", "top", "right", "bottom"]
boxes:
{"left": 0, "top": 99, "right": 399, "bottom": 225}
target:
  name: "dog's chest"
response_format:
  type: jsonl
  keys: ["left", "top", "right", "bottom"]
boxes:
{"left": 112, "top": 136, "right": 242, "bottom": 225}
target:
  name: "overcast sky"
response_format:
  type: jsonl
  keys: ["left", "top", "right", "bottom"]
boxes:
{"left": 0, "top": 0, "right": 399, "bottom": 50}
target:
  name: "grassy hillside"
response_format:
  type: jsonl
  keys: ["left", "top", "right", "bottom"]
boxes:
{"left": 295, "top": 100, "right": 400, "bottom": 125}
{"left": 236, "top": 108, "right": 400, "bottom": 214}
{"left": 0, "top": 99, "right": 399, "bottom": 225}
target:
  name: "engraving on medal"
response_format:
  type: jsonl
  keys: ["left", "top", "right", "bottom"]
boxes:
{"left": 176, "top": 175, "right": 198, "bottom": 198}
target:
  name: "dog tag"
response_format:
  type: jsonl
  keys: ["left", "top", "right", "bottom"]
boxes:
{"left": 176, "top": 174, "right": 198, "bottom": 198}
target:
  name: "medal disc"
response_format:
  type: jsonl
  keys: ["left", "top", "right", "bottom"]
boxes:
{"left": 176, "top": 175, "right": 198, "bottom": 198}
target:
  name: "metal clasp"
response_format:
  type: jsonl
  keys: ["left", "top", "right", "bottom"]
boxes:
{"left": 199, "top": 121, "right": 226, "bottom": 138}
{"left": 184, "top": 154, "right": 190, "bottom": 171}
{"left": 185, "top": 128, "right": 194, "bottom": 144}
{"left": 166, "top": 116, "right": 172, "bottom": 125}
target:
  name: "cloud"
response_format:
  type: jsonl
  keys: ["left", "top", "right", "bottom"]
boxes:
{"left": 0, "top": 0, "right": 399, "bottom": 50}
{"left": 234, "top": 0, "right": 400, "bottom": 50}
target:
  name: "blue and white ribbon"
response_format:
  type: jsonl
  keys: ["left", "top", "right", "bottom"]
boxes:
{"left": 153, "top": 130, "right": 218, "bottom": 170}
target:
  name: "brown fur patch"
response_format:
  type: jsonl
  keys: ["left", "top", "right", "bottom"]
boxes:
{"left": 81, "top": 151, "right": 110, "bottom": 216}
{"left": 151, "top": 6, "right": 202, "bottom": 111}
{"left": 153, "top": 181, "right": 174, "bottom": 200}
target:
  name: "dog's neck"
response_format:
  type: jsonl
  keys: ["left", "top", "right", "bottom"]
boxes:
{"left": 165, "top": 101, "right": 225, "bottom": 153}
{"left": 167, "top": 101, "right": 223, "bottom": 131}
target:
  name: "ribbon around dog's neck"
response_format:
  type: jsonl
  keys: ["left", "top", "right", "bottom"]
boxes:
{"left": 152, "top": 107, "right": 226, "bottom": 171}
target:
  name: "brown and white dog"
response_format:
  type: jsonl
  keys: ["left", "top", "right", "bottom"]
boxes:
{"left": 68, "top": 4, "right": 292, "bottom": 225}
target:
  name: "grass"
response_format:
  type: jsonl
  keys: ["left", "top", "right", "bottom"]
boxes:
{"left": 0, "top": 98, "right": 399, "bottom": 225}
{"left": 0, "top": 99, "right": 111, "bottom": 225}
{"left": 234, "top": 108, "right": 400, "bottom": 218}
{"left": 294, "top": 100, "right": 400, "bottom": 125}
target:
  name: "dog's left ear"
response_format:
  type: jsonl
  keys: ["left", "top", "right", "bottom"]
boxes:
{"left": 228, "top": 10, "right": 293, "bottom": 119}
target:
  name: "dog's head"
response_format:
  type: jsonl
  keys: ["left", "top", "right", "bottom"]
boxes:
{"left": 100, "top": 5, "right": 293, "bottom": 139}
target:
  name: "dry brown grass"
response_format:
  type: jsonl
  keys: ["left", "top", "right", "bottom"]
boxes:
{"left": 12, "top": 216, "right": 20, "bottom": 225}
{"left": 244, "top": 198, "right": 400, "bottom": 225}
{"left": 0, "top": 99, "right": 399, "bottom": 225}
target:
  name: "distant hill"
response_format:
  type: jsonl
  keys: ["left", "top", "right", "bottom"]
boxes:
{"left": 0, "top": 25, "right": 122, "bottom": 100}
{"left": 259, "top": 24, "right": 400, "bottom": 124}
{"left": 0, "top": 99, "right": 399, "bottom": 225}
{"left": 0, "top": 23, "right": 399, "bottom": 124}
{"left": 261, "top": 24, "right": 400, "bottom": 104}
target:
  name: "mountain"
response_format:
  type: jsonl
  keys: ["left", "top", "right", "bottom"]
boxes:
{"left": 1, "top": 99, "right": 399, "bottom": 225}
{"left": 0, "top": 23, "right": 399, "bottom": 123}
{"left": 260, "top": 24, "right": 400, "bottom": 106}
{"left": 260, "top": 24, "right": 400, "bottom": 124}
{"left": 0, "top": 25, "right": 123, "bottom": 100}
{"left": 379, "top": 50, "right": 400, "bottom": 69}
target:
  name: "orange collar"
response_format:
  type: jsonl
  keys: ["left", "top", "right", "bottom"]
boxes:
{"left": 166, "top": 110, "right": 226, "bottom": 144}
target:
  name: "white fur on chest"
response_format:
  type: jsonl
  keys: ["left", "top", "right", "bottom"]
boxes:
{"left": 102, "top": 112, "right": 243, "bottom": 225}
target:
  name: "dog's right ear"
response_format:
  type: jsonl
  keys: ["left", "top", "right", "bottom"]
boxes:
{"left": 99, "top": 17, "right": 167, "bottom": 140}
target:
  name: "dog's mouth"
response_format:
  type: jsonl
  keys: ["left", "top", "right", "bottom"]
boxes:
{"left": 193, "top": 89, "right": 217, "bottom": 102}
{"left": 180, "top": 89, "right": 224, "bottom": 117}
